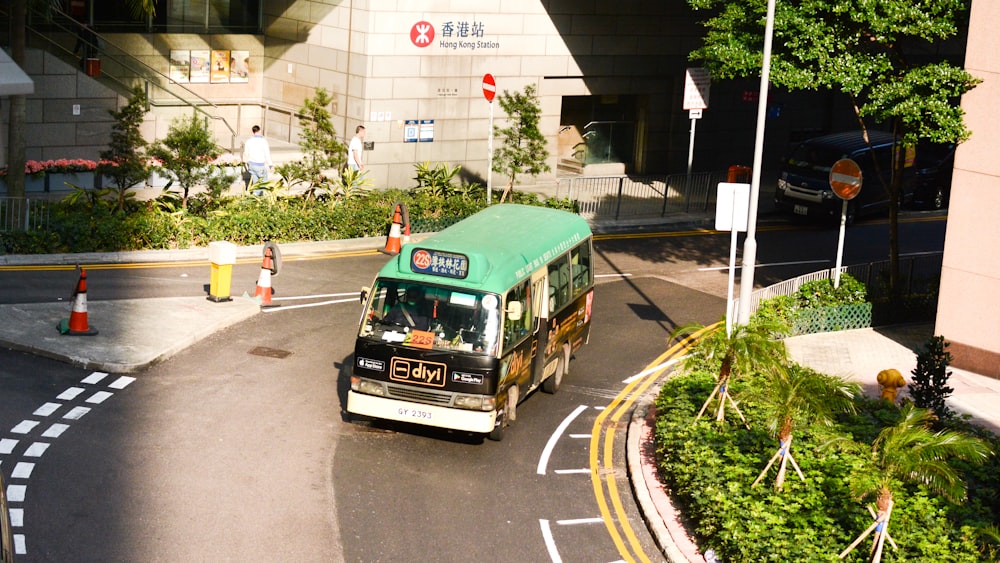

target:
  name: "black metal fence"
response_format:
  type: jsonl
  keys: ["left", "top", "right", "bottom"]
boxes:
{"left": 559, "top": 171, "right": 729, "bottom": 222}
{"left": 0, "top": 198, "right": 50, "bottom": 232}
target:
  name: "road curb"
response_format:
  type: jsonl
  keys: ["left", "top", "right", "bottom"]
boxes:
{"left": 628, "top": 394, "right": 705, "bottom": 563}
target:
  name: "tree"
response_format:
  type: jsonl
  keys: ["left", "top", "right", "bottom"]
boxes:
{"left": 148, "top": 115, "right": 224, "bottom": 208}
{"left": 746, "top": 364, "right": 858, "bottom": 491}
{"left": 674, "top": 318, "right": 789, "bottom": 427}
{"left": 909, "top": 335, "right": 955, "bottom": 421}
{"left": 837, "top": 404, "right": 992, "bottom": 562}
{"left": 687, "top": 0, "right": 979, "bottom": 297}
{"left": 97, "top": 84, "right": 150, "bottom": 212}
{"left": 492, "top": 84, "right": 550, "bottom": 202}
{"left": 275, "top": 87, "right": 347, "bottom": 199}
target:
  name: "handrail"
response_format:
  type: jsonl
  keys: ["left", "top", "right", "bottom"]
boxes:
{"left": 19, "top": 6, "right": 238, "bottom": 151}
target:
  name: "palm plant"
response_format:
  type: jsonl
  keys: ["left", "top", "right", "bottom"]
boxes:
{"left": 746, "top": 364, "right": 859, "bottom": 491}
{"left": 837, "top": 404, "right": 993, "bottom": 562}
{"left": 333, "top": 167, "right": 374, "bottom": 200}
{"left": 674, "top": 317, "right": 789, "bottom": 427}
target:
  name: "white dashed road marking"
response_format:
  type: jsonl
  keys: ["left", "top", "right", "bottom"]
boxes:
{"left": 1, "top": 370, "right": 135, "bottom": 556}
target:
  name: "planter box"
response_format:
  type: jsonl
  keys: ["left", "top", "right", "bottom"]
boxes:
{"left": 46, "top": 172, "right": 95, "bottom": 192}
{"left": 791, "top": 302, "right": 872, "bottom": 336}
{"left": 147, "top": 170, "right": 173, "bottom": 189}
{"left": 14, "top": 176, "right": 47, "bottom": 193}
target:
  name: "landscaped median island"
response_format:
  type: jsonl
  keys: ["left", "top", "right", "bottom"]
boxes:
{"left": 654, "top": 277, "right": 1000, "bottom": 562}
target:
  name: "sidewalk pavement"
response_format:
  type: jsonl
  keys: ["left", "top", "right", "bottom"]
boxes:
{"left": 630, "top": 324, "right": 1000, "bottom": 562}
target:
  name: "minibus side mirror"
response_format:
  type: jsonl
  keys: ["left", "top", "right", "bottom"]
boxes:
{"left": 360, "top": 286, "right": 370, "bottom": 304}
{"left": 506, "top": 301, "right": 523, "bottom": 321}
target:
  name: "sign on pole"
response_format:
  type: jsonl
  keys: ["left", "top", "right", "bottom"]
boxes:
{"left": 683, "top": 67, "right": 710, "bottom": 110}
{"left": 830, "top": 158, "right": 862, "bottom": 200}
{"left": 830, "top": 158, "right": 863, "bottom": 288}
{"left": 683, "top": 68, "right": 710, "bottom": 176}
{"left": 716, "top": 182, "right": 750, "bottom": 337}
{"left": 482, "top": 73, "right": 496, "bottom": 103}
{"left": 484, "top": 74, "right": 496, "bottom": 204}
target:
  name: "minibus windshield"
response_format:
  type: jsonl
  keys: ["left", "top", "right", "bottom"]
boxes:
{"left": 359, "top": 280, "right": 501, "bottom": 355}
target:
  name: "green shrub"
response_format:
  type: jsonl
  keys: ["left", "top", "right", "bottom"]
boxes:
{"left": 654, "top": 371, "right": 994, "bottom": 562}
{"left": 752, "top": 274, "right": 868, "bottom": 333}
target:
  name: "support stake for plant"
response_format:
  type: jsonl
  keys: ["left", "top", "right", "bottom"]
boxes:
{"left": 838, "top": 500, "right": 895, "bottom": 562}
{"left": 752, "top": 435, "right": 805, "bottom": 489}
{"left": 695, "top": 379, "right": 750, "bottom": 429}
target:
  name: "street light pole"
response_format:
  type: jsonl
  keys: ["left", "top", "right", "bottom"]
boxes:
{"left": 736, "top": 0, "right": 777, "bottom": 326}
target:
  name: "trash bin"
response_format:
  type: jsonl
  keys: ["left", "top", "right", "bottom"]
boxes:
{"left": 208, "top": 240, "right": 238, "bottom": 302}
{"left": 85, "top": 58, "right": 101, "bottom": 77}
{"left": 727, "top": 165, "right": 752, "bottom": 183}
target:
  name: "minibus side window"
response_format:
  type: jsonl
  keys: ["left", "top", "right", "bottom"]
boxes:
{"left": 503, "top": 280, "right": 532, "bottom": 353}
{"left": 547, "top": 255, "right": 570, "bottom": 312}
{"left": 571, "top": 241, "right": 592, "bottom": 297}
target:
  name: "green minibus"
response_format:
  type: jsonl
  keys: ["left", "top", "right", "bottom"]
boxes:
{"left": 348, "top": 204, "right": 594, "bottom": 440}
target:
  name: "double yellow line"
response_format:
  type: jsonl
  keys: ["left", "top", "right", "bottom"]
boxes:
{"left": 589, "top": 322, "right": 718, "bottom": 562}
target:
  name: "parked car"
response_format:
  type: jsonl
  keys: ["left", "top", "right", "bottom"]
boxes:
{"left": 774, "top": 131, "right": 918, "bottom": 225}
{"left": 911, "top": 141, "right": 955, "bottom": 210}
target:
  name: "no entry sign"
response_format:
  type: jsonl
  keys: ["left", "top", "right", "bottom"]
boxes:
{"left": 830, "top": 158, "right": 863, "bottom": 200}
{"left": 482, "top": 73, "right": 496, "bottom": 102}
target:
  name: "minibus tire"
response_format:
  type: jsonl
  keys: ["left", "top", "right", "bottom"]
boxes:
{"left": 488, "top": 412, "right": 506, "bottom": 441}
{"left": 489, "top": 385, "right": 518, "bottom": 441}
{"left": 542, "top": 346, "right": 569, "bottom": 394}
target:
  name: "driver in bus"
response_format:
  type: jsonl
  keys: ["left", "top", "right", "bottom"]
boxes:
{"left": 384, "top": 287, "right": 430, "bottom": 331}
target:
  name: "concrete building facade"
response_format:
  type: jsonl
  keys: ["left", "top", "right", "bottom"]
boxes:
{"left": 935, "top": 0, "right": 1000, "bottom": 378}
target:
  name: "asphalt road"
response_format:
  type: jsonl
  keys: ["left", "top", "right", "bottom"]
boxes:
{"left": 0, "top": 213, "right": 947, "bottom": 561}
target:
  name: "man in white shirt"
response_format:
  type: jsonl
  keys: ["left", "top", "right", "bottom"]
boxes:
{"left": 242, "top": 125, "right": 273, "bottom": 193}
{"left": 348, "top": 125, "right": 366, "bottom": 171}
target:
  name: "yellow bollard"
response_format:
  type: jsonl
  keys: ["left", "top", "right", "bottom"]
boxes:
{"left": 208, "top": 241, "right": 238, "bottom": 302}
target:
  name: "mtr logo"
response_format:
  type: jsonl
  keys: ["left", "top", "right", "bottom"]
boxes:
{"left": 390, "top": 357, "right": 446, "bottom": 387}
{"left": 410, "top": 21, "right": 434, "bottom": 47}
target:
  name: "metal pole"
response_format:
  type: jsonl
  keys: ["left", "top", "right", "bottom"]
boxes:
{"left": 736, "top": 0, "right": 777, "bottom": 326}
{"left": 726, "top": 216, "right": 739, "bottom": 338}
{"left": 487, "top": 100, "right": 494, "bottom": 205}
{"left": 687, "top": 118, "right": 696, "bottom": 176}
{"left": 834, "top": 199, "right": 848, "bottom": 288}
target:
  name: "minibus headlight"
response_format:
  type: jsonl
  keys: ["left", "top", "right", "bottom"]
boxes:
{"left": 351, "top": 376, "right": 386, "bottom": 397}
{"left": 776, "top": 179, "right": 788, "bottom": 191}
{"left": 455, "top": 394, "right": 496, "bottom": 412}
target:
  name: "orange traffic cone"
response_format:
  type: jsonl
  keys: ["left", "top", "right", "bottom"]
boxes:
{"left": 58, "top": 268, "right": 98, "bottom": 336}
{"left": 253, "top": 247, "right": 275, "bottom": 305}
{"left": 380, "top": 204, "right": 403, "bottom": 256}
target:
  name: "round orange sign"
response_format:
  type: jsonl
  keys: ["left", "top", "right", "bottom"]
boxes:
{"left": 830, "top": 158, "right": 863, "bottom": 200}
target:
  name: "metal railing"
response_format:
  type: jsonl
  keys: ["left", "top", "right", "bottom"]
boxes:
{"left": 734, "top": 252, "right": 944, "bottom": 318}
{"left": 560, "top": 171, "right": 728, "bottom": 221}
{"left": 21, "top": 7, "right": 239, "bottom": 151}
{"left": 0, "top": 198, "right": 50, "bottom": 232}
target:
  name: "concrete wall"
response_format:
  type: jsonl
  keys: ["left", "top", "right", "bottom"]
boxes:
{"left": 1, "top": 49, "right": 119, "bottom": 165}
{"left": 935, "top": 0, "right": 1000, "bottom": 378}
{"left": 257, "top": 0, "right": 705, "bottom": 188}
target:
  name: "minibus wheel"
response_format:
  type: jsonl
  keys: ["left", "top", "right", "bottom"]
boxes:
{"left": 542, "top": 345, "right": 570, "bottom": 394}
{"left": 488, "top": 385, "right": 518, "bottom": 441}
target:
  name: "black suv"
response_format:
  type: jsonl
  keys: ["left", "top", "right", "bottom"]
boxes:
{"left": 774, "top": 131, "right": 919, "bottom": 224}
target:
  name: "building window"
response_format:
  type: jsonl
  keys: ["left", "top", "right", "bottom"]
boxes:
{"left": 89, "top": 0, "right": 261, "bottom": 34}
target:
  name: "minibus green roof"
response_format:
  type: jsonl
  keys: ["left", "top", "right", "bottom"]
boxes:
{"left": 377, "top": 204, "right": 592, "bottom": 294}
